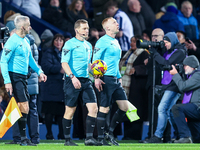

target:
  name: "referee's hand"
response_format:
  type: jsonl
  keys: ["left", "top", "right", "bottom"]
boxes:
{"left": 72, "top": 77, "right": 81, "bottom": 89}
{"left": 95, "top": 78, "right": 105, "bottom": 92}
{"left": 5, "top": 83, "right": 13, "bottom": 96}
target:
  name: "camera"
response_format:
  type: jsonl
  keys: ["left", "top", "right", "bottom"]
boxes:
{"left": 0, "top": 27, "right": 10, "bottom": 44}
{"left": 136, "top": 39, "right": 165, "bottom": 49}
{"left": 162, "top": 64, "right": 184, "bottom": 74}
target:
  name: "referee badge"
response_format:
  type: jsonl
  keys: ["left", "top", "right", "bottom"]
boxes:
{"left": 63, "top": 49, "right": 70, "bottom": 55}
{"left": 4, "top": 48, "right": 11, "bottom": 55}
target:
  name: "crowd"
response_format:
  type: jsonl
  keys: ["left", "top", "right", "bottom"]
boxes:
{"left": 0, "top": 0, "right": 200, "bottom": 146}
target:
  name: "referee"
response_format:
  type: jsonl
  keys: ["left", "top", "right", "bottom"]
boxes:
{"left": 61, "top": 19, "right": 101, "bottom": 146}
{"left": 0, "top": 15, "right": 47, "bottom": 146}
{"left": 93, "top": 17, "right": 130, "bottom": 146}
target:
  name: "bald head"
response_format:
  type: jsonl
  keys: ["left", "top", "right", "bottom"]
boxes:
{"left": 151, "top": 28, "right": 164, "bottom": 42}
{"left": 127, "top": 0, "right": 141, "bottom": 13}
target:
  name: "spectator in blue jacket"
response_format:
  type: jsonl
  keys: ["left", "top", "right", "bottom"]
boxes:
{"left": 153, "top": 5, "right": 185, "bottom": 34}
{"left": 177, "top": 1, "right": 199, "bottom": 41}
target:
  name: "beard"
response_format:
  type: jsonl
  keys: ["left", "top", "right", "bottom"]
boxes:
{"left": 185, "top": 67, "right": 194, "bottom": 75}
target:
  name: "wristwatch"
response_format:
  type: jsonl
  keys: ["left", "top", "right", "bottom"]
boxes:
{"left": 69, "top": 73, "right": 74, "bottom": 79}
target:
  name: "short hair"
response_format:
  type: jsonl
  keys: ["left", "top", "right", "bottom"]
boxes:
{"left": 181, "top": 0, "right": 192, "bottom": 9}
{"left": 132, "top": 35, "right": 143, "bottom": 41}
{"left": 74, "top": 19, "right": 88, "bottom": 29}
{"left": 176, "top": 30, "right": 187, "bottom": 38}
{"left": 14, "top": 15, "right": 29, "bottom": 30}
{"left": 102, "top": 17, "right": 112, "bottom": 30}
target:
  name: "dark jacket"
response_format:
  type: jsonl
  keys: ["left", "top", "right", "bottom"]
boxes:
{"left": 65, "top": 8, "right": 87, "bottom": 36}
{"left": 42, "top": 5, "right": 73, "bottom": 33}
{"left": 40, "top": 47, "right": 64, "bottom": 102}
{"left": 120, "top": 0, "right": 155, "bottom": 29}
{"left": 125, "top": 9, "right": 146, "bottom": 36}
{"left": 172, "top": 66, "right": 200, "bottom": 107}
{"left": 153, "top": 12, "right": 185, "bottom": 34}
{"left": 153, "top": 34, "right": 187, "bottom": 92}
{"left": 26, "top": 34, "right": 39, "bottom": 95}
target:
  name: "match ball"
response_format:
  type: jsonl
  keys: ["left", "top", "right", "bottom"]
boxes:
{"left": 91, "top": 59, "right": 107, "bottom": 76}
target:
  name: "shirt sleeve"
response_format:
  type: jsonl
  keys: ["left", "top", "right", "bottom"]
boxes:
{"left": 0, "top": 41, "right": 16, "bottom": 84}
{"left": 29, "top": 49, "right": 43, "bottom": 75}
{"left": 61, "top": 41, "right": 72, "bottom": 63}
{"left": 92, "top": 40, "right": 106, "bottom": 62}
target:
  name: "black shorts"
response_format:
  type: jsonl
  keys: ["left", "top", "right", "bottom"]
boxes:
{"left": 9, "top": 72, "right": 30, "bottom": 103}
{"left": 99, "top": 75, "right": 127, "bottom": 107}
{"left": 63, "top": 77, "right": 97, "bottom": 107}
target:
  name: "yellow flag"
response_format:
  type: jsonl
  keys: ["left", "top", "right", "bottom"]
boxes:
{"left": 0, "top": 97, "right": 22, "bottom": 138}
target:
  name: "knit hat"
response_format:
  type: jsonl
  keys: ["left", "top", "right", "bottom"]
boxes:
{"left": 163, "top": 36, "right": 170, "bottom": 42}
{"left": 166, "top": 6, "right": 178, "bottom": 14}
{"left": 183, "top": 55, "right": 199, "bottom": 68}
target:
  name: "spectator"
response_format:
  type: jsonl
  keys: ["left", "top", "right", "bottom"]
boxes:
{"left": 39, "top": 29, "right": 54, "bottom": 65}
{"left": 125, "top": 0, "right": 146, "bottom": 36}
{"left": 105, "top": 0, "right": 134, "bottom": 55}
{"left": 42, "top": 0, "right": 74, "bottom": 35}
{"left": 176, "top": 30, "right": 186, "bottom": 44}
{"left": 119, "top": 35, "right": 149, "bottom": 140}
{"left": 144, "top": 32, "right": 187, "bottom": 143}
{"left": 40, "top": 34, "right": 65, "bottom": 140}
{"left": 12, "top": 0, "right": 42, "bottom": 18}
{"left": 177, "top": 1, "right": 199, "bottom": 41}
{"left": 92, "top": 0, "right": 124, "bottom": 31}
{"left": 65, "top": 0, "right": 88, "bottom": 36}
{"left": 153, "top": 5, "right": 185, "bottom": 34}
{"left": 185, "top": 38, "right": 200, "bottom": 63}
{"left": 155, "top": 1, "right": 178, "bottom": 20}
{"left": 142, "top": 28, "right": 152, "bottom": 41}
{"left": 120, "top": 0, "right": 155, "bottom": 30}
{"left": 170, "top": 55, "right": 200, "bottom": 143}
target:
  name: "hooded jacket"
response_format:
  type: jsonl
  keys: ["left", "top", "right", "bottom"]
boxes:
{"left": 153, "top": 32, "right": 187, "bottom": 92}
{"left": 153, "top": 12, "right": 185, "bottom": 34}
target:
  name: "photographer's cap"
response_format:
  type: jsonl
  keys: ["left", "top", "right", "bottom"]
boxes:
{"left": 183, "top": 55, "right": 199, "bottom": 68}
{"left": 6, "top": 21, "right": 15, "bottom": 32}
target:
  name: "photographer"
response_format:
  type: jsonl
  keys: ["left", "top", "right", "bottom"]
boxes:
{"left": 170, "top": 55, "right": 200, "bottom": 143}
{"left": 145, "top": 32, "right": 187, "bottom": 143}
{"left": 143, "top": 28, "right": 172, "bottom": 143}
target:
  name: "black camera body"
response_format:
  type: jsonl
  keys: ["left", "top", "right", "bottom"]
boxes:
{"left": 136, "top": 39, "right": 165, "bottom": 49}
{"left": 162, "top": 64, "right": 184, "bottom": 74}
{"left": 0, "top": 27, "right": 10, "bottom": 44}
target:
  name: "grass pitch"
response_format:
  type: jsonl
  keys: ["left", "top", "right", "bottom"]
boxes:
{"left": 1, "top": 140, "right": 200, "bottom": 150}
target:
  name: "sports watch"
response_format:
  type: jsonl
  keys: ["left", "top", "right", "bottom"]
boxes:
{"left": 69, "top": 73, "right": 74, "bottom": 79}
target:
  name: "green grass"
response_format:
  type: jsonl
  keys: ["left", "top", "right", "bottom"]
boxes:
{"left": 0, "top": 140, "right": 200, "bottom": 150}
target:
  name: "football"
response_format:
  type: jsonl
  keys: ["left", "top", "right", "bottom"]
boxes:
{"left": 91, "top": 59, "right": 107, "bottom": 76}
